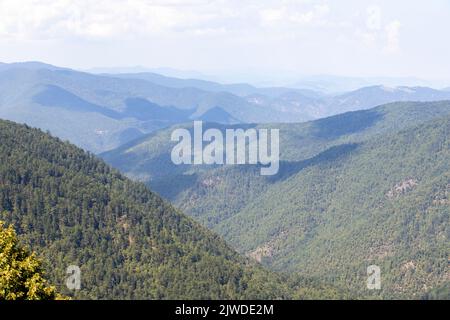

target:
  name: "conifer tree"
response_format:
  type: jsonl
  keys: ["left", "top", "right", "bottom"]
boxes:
{"left": 0, "top": 220, "right": 64, "bottom": 300}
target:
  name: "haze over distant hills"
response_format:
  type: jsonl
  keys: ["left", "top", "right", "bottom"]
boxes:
{"left": 1, "top": 61, "right": 450, "bottom": 155}
{"left": 87, "top": 66, "right": 213, "bottom": 81}
{"left": 0, "top": 62, "right": 268, "bottom": 152}
{"left": 103, "top": 71, "right": 323, "bottom": 99}
{"left": 88, "top": 66, "right": 447, "bottom": 93}
{"left": 290, "top": 75, "right": 445, "bottom": 94}
{"left": 327, "top": 85, "right": 450, "bottom": 114}
{"left": 0, "top": 61, "right": 66, "bottom": 72}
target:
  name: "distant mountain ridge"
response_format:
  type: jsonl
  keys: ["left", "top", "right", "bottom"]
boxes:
{"left": 0, "top": 61, "right": 66, "bottom": 71}
{"left": 0, "top": 63, "right": 260, "bottom": 152}
{"left": 329, "top": 85, "right": 450, "bottom": 114}
{"left": 108, "top": 71, "right": 323, "bottom": 99}
{"left": 1, "top": 61, "right": 450, "bottom": 155}
{"left": 291, "top": 74, "right": 439, "bottom": 93}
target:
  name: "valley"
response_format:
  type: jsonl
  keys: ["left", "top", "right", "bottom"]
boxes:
{"left": 103, "top": 101, "right": 450, "bottom": 299}
{"left": 0, "top": 62, "right": 448, "bottom": 300}
{"left": 1, "top": 0, "right": 449, "bottom": 304}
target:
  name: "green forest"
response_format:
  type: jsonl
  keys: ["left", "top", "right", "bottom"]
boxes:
{"left": 0, "top": 119, "right": 298, "bottom": 299}
{"left": 0, "top": 220, "right": 65, "bottom": 300}
{"left": 103, "top": 101, "right": 450, "bottom": 299}
{"left": 1, "top": 100, "right": 449, "bottom": 300}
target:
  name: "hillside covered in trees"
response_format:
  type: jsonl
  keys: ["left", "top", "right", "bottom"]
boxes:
{"left": 0, "top": 221, "right": 65, "bottom": 300}
{"left": 0, "top": 119, "right": 299, "bottom": 299}
{"left": 102, "top": 101, "right": 450, "bottom": 299}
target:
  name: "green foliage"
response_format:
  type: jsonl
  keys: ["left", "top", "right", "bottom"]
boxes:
{"left": 0, "top": 220, "right": 63, "bottom": 300}
{"left": 217, "top": 116, "right": 449, "bottom": 299}
{"left": 0, "top": 119, "right": 294, "bottom": 299}
{"left": 102, "top": 101, "right": 450, "bottom": 299}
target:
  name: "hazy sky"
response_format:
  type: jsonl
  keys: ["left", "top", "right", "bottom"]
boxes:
{"left": 0, "top": 0, "right": 449, "bottom": 81}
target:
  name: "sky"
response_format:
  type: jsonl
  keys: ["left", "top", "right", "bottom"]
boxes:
{"left": 0, "top": 0, "right": 449, "bottom": 83}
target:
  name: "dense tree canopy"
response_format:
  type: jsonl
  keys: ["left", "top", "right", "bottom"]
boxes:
{"left": 0, "top": 119, "right": 297, "bottom": 299}
{"left": 103, "top": 102, "right": 450, "bottom": 299}
{"left": 0, "top": 220, "right": 63, "bottom": 300}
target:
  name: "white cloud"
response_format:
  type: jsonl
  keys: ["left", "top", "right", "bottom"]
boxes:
{"left": 1, "top": 0, "right": 446, "bottom": 79}
{"left": 0, "top": 0, "right": 227, "bottom": 39}
{"left": 366, "top": 5, "right": 381, "bottom": 30}
{"left": 260, "top": 3, "right": 331, "bottom": 27}
{"left": 260, "top": 7, "right": 286, "bottom": 24}
{"left": 357, "top": 5, "right": 401, "bottom": 54}
{"left": 291, "top": 4, "right": 330, "bottom": 25}
{"left": 383, "top": 20, "right": 401, "bottom": 54}
{"left": 0, "top": 0, "right": 335, "bottom": 41}
{"left": 355, "top": 5, "right": 381, "bottom": 49}
{"left": 356, "top": 29, "right": 377, "bottom": 48}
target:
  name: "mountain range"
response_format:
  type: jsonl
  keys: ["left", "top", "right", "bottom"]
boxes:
{"left": 2, "top": 62, "right": 450, "bottom": 154}
{"left": 290, "top": 75, "right": 440, "bottom": 94}
{"left": 102, "top": 100, "right": 450, "bottom": 299}
{"left": 106, "top": 71, "right": 323, "bottom": 99}
{"left": 1, "top": 61, "right": 449, "bottom": 299}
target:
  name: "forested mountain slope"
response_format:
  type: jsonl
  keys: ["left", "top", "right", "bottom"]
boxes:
{"left": 102, "top": 101, "right": 450, "bottom": 299}
{"left": 218, "top": 115, "right": 449, "bottom": 299}
{"left": 0, "top": 119, "right": 294, "bottom": 299}
{"left": 102, "top": 100, "right": 450, "bottom": 211}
